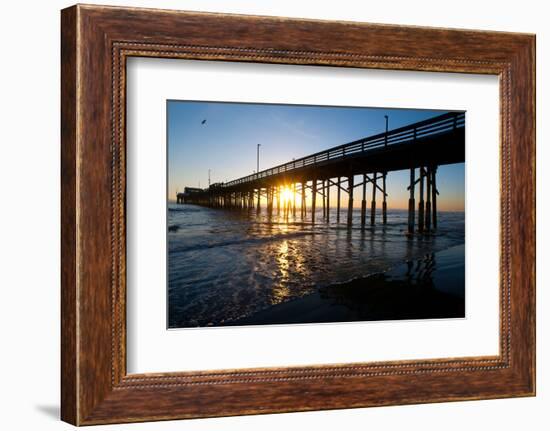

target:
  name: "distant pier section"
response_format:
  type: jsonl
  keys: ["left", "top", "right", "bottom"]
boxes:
{"left": 179, "top": 111, "right": 465, "bottom": 233}
{"left": 176, "top": 187, "right": 203, "bottom": 204}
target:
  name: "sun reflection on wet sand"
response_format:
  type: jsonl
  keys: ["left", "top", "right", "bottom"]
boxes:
{"left": 168, "top": 204, "right": 465, "bottom": 328}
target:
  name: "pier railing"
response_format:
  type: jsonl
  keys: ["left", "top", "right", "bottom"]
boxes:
{"left": 221, "top": 111, "right": 464, "bottom": 188}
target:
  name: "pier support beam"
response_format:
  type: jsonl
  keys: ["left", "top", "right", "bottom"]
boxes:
{"left": 322, "top": 180, "right": 326, "bottom": 219}
{"left": 425, "top": 167, "right": 432, "bottom": 231}
{"left": 312, "top": 179, "right": 317, "bottom": 224}
{"left": 292, "top": 183, "right": 296, "bottom": 217}
{"left": 347, "top": 175, "right": 354, "bottom": 227}
{"left": 432, "top": 166, "right": 438, "bottom": 229}
{"left": 337, "top": 177, "right": 341, "bottom": 223}
{"left": 371, "top": 171, "right": 377, "bottom": 226}
{"left": 382, "top": 172, "right": 387, "bottom": 224}
{"left": 418, "top": 168, "right": 425, "bottom": 232}
{"left": 326, "top": 180, "right": 330, "bottom": 222}
{"left": 361, "top": 174, "right": 367, "bottom": 227}
{"left": 408, "top": 168, "right": 415, "bottom": 234}
{"left": 301, "top": 182, "right": 306, "bottom": 219}
{"left": 267, "top": 187, "right": 273, "bottom": 216}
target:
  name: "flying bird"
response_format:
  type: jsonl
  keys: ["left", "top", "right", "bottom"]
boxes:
{"left": 201, "top": 119, "right": 207, "bottom": 125}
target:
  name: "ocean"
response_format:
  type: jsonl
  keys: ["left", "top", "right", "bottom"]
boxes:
{"left": 167, "top": 203, "right": 465, "bottom": 328}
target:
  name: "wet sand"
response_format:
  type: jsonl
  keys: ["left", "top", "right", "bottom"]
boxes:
{"left": 227, "top": 244, "right": 465, "bottom": 326}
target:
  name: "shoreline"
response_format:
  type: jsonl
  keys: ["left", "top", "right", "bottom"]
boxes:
{"left": 224, "top": 244, "right": 465, "bottom": 327}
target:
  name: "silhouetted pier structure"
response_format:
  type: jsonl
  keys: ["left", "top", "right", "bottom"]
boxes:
{"left": 180, "top": 112, "right": 465, "bottom": 234}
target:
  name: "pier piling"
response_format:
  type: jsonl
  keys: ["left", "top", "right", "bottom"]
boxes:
{"left": 425, "top": 167, "right": 432, "bottom": 230}
{"left": 326, "top": 180, "right": 330, "bottom": 222}
{"left": 382, "top": 172, "right": 387, "bottom": 224}
{"left": 322, "top": 180, "right": 326, "bottom": 219}
{"left": 292, "top": 183, "right": 296, "bottom": 217}
{"left": 347, "top": 175, "right": 354, "bottom": 227}
{"left": 408, "top": 168, "right": 415, "bottom": 234}
{"left": 418, "top": 168, "right": 425, "bottom": 233}
{"left": 361, "top": 174, "right": 367, "bottom": 227}
{"left": 301, "top": 182, "right": 306, "bottom": 219}
{"left": 371, "top": 171, "right": 377, "bottom": 226}
{"left": 312, "top": 179, "right": 317, "bottom": 224}
{"left": 337, "top": 177, "right": 341, "bottom": 223}
{"left": 432, "top": 166, "right": 438, "bottom": 229}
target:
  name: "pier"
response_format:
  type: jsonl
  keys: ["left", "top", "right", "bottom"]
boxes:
{"left": 179, "top": 111, "right": 465, "bottom": 233}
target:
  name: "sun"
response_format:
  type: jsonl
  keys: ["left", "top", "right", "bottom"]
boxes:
{"left": 280, "top": 186, "right": 294, "bottom": 203}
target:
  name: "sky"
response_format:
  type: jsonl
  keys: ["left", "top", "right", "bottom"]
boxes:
{"left": 167, "top": 101, "right": 465, "bottom": 211}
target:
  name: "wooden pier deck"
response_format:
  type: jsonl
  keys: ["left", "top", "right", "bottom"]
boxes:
{"left": 178, "top": 111, "right": 465, "bottom": 233}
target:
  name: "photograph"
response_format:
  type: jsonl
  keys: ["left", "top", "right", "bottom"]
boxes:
{"left": 167, "top": 101, "right": 466, "bottom": 329}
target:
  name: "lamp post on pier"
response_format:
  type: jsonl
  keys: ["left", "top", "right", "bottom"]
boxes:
{"left": 256, "top": 143, "right": 261, "bottom": 177}
{"left": 384, "top": 115, "right": 389, "bottom": 146}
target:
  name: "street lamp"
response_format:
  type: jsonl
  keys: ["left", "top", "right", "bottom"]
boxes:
{"left": 384, "top": 115, "right": 389, "bottom": 146}
{"left": 256, "top": 143, "right": 261, "bottom": 176}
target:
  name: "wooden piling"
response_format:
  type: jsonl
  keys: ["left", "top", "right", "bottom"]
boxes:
{"left": 361, "top": 174, "right": 367, "bottom": 227}
{"left": 326, "top": 180, "right": 330, "bottom": 222}
{"left": 312, "top": 179, "right": 317, "bottom": 224}
{"left": 257, "top": 188, "right": 261, "bottom": 212}
{"left": 292, "top": 183, "right": 296, "bottom": 217}
{"left": 301, "top": 182, "right": 306, "bottom": 219}
{"left": 288, "top": 188, "right": 291, "bottom": 218}
{"left": 425, "top": 167, "right": 432, "bottom": 230}
{"left": 382, "top": 172, "right": 387, "bottom": 224}
{"left": 408, "top": 168, "right": 415, "bottom": 234}
{"left": 276, "top": 186, "right": 280, "bottom": 215}
{"left": 347, "top": 175, "right": 354, "bottom": 227}
{"left": 337, "top": 177, "right": 341, "bottom": 223}
{"left": 418, "top": 168, "right": 425, "bottom": 232}
{"left": 432, "top": 166, "right": 438, "bottom": 229}
{"left": 321, "top": 180, "right": 327, "bottom": 219}
{"left": 371, "top": 171, "right": 377, "bottom": 226}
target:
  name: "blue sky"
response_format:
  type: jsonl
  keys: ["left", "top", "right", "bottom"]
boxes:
{"left": 167, "top": 101, "right": 465, "bottom": 210}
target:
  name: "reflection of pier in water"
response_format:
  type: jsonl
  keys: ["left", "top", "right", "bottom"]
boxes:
{"left": 178, "top": 112, "right": 465, "bottom": 234}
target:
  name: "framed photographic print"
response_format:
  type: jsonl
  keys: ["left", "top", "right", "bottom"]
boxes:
{"left": 61, "top": 4, "right": 535, "bottom": 425}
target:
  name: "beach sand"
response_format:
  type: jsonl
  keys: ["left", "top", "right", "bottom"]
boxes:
{"left": 228, "top": 244, "right": 465, "bottom": 326}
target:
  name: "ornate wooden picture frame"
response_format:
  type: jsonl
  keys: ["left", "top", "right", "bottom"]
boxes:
{"left": 61, "top": 4, "right": 535, "bottom": 425}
